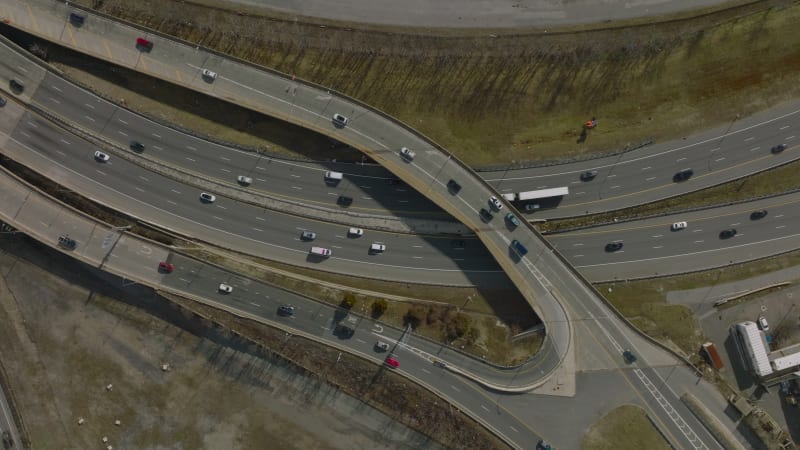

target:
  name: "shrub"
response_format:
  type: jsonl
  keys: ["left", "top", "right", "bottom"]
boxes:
{"left": 403, "top": 306, "right": 426, "bottom": 329}
{"left": 340, "top": 293, "right": 356, "bottom": 309}
{"left": 371, "top": 299, "right": 388, "bottom": 318}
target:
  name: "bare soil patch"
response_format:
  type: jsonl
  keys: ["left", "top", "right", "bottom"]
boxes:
{"left": 63, "top": 0, "right": 800, "bottom": 166}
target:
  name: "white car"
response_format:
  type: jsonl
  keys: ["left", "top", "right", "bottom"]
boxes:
{"left": 348, "top": 227, "right": 364, "bottom": 237}
{"left": 758, "top": 316, "right": 769, "bottom": 331}
{"left": 375, "top": 341, "right": 390, "bottom": 352}
{"left": 218, "top": 283, "right": 233, "bottom": 293}
{"left": 201, "top": 68, "right": 218, "bottom": 80}
{"left": 400, "top": 147, "right": 416, "bottom": 160}
{"left": 671, "top": 221, "right": 688, "bottom": 231}
{"left": 237, "top": 175, "right": 253, "bottom": 186}
{"left": 199, "top": 192, "right": 216, "bottom": 203}
{"left": 94, "top": 151, "right": 110, "bottom": 162}
{"left": 488, "top": 196, "right": 503, "bottom": 211}
{"left": 332, "top": 113, "right": 349, "bottom": 127}
{"left": 370, "top": 243, "right": 386, "bottom": 253}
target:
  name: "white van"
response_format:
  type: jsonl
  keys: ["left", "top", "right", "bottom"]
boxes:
{"left": 370, "top": 243, "right": 386, "bottom": 253}
{"left": 325, "top": 171, "right": 343, "bottom": 181}
{"left": 310, "top": 246, "right": 332, "bottom": 257}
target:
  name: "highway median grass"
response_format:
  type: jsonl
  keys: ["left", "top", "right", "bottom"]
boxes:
{"left": 582, "top": 405, "right": 671, "bottom": 450}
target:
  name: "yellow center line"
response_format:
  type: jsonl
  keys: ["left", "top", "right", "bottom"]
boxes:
{"left": 175, "top": 69, "right": 182, "bottom": 83}
{"left": 102, "top": 39, "right": 113, "bottom": 59}
{"left": 65, "top": 22, "right": 77, "bottom": 47}
{"left": 26, "top": 5, "right": 40, "bottom": 32}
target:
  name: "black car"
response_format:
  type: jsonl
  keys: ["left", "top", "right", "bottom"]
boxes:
{"left": 337, "top": 195, "right": 353, "bottom": 207}
{"left": 605, "top": 241, "right": 623, "bottom": 252}
{"left": 57, "top": 235, "right": 77, "bottom": 250}
{"left": 9, "top": 79, "right": 24, "bottom": 93}
{"left": 130, "top": 141, "right": 145, "bottom": 152}
{"left": 447, "top": 179, "right": 462, "bottom": 194}
{"left": 750, "top": 210, "right": 768, "bottom": 220}
{"left": 69, "top": 12, "right": 86, "bottom": 25}
{"left": 277, "top": 305, "right": 295, "bottom": 316}
{"left": 580, "top": 170, "right": 598, "bottom": 181}
{"left": 450, "top": 239, "right": 466, "bottom": 249}
{"left": 673, "top": 168, "right": 694, "bottom": 182}
{"left": 719, "top": 228, "right": 737, "bottom": 239}
{"left": 479, "top": 208, "right": 493, "bottom": 222}
{"left": 771, "top": 144, "right": 787, "bottom": 154}
{"left": 623, "top": 349, "right": 637, "bottom": 364}
{"left": 511, "top": 239, "right": 528, "bottom": 256}
{"left": 0, "top": 97, "right": 6, "bottom": 107}
{"left": 1, "top": 430, "right": 11, "bottom": 449}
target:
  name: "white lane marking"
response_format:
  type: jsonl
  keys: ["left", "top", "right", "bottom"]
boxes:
{"left": 216, "top": 205, "right": 227, "bottom": 210}
{"left": 212, "top": 216, "right": 224, "bottom": 221}
{"left": 607, "top": 174, "right": 617, "bottom": 178}
{"left": 653, "top": 246, "right": 663, "bottom": 249}
{"left": 450, "top": 385, "right": 460, "bottom": 392}
{"left": 480, "top": 405, "right": 490, "bottom": 413}
{"left": 775, "top": 214, "right": 784, "bottom": 218}
{"left": 50, "top": 85, "right": 62, "bottom": 92}
{"left": 186, "top": 145, "right": 197, "bottom": 151}
{"left": 84, "top": 115, "right": 95, "bottom": 122}
{"left": 744, "top": 136, "right": 755, "bottom": 141}
{"left": 573, "top": 243, "right": 583, "bottom": 247}
{"left": 166, "top": 200, "right": 176, "bottom": 205}
{"left": 731, "top": 222, "right": 740, "bottom": 226}
{"left": 139, "top": 176, "right": 149, "bottom": 182}
{"left": 676, "top": 157, "right": 686, "bottom": 162}
{"left": 185, "top": 157, "right": 196, "bottom": 162}
{"left": 118, "top": 130, "right": 128, "bottom": 137}
{"left": 573, "top": 254, "right": 584, "bottom": 258}
{"left": 645, "top": 177, "right": 656, "bottom": 182}
{"left": 421, "top": 368, "right": 431, "bottom": 374}
{"left": 641, "top": 166, "right": 651, "bottom": 171}
{"left": 652, "top": 235, "right": 663, "bottom": 238}
{"left": 152, "top": 133, "right": 161, "bottom": 138}
{"left": 256, "top": 217, "right": 266, "bottom": 221}
{"left": 26, "top": 121, "right": 38, "bottom": 128}
{"left": 413, "top": 256, "right": 424, "bottom": 259}
{"left": 693, "top": 229, "right": 703, "bottom": 233}
{"left": 118, "top": 118, "right": 128, "bottom": 125}
{"left": 509, "top": 426, "right": 519, "bottom": 433}
{"left": 574, "top": 191, "right": 585, "bottom": 196}
{"left": 694, "top": 240, "right": 704, "bottom": 244}
{"left": 750, "top": 147, "right": 760, "bottom": 152}
{"left": 221, "top": 168, "right": 231, "bottom": 173}
{"left": 780, "top": 125, "right": 790, "bottom": 130}
{"left": 362, "top": 196, "right": 373, "bottom": 200}
{"left": 20, "top": 132, "right": 30, "bottom": 137}
{"left": 292, "top": 186, "right": 303, "bottom": 190}
{"left": 49, "top": 97, "right": 61, "bottom": 104}
{"left": 95, "top": 170, "right": 106, "bottom": 176}
{"left": 708, "top": 147, "right": 720, "bottom": 152}
{"left": 776, "top": 225, "right": 786, "bottom": 229}
{"left": 788, "top": 135, "right": 796, "bottom": 140}
{"left": 220, "top": 156, "right": 230, "bottom": 161}
{"left": 60, "top": 139, "right": 71, "bottom": 145}
{"left": 250, "top": 302, "right": 260, "bottom": 307}
{"left": 170, "top": 189, "right": 181, "bottom": 194}
{"left": 715, "top": 157, "right": 725, "bottom": 162}
{"left": 153, "top": 145, "right": 163, "bottom": 150}
{"left": 412, "top": 245, "right": 423, "bottom": 248}
{"left": 252, "top": 227, "right": 263, "bottom": 232}
{"left": 609, "top": 185, "right": 620, "bottom": 190}
{"left": 55, "top": 150, "right": 65, "bottom": 156}
{"left": 84, "top": 103, "right": 95, "bottom": 109}
{"left": 134, "top": 187, "right": 144, "bottom": 193}
{"left": 291, "top": 174, "right": 301, "bottom": 178}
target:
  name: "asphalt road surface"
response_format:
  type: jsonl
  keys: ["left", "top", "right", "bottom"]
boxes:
{"left": 226, "top": 0, "right": 730, "bottom": 28}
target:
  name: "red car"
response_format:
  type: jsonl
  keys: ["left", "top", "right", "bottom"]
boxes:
{"left": 385, "top": 356, "right": 400, "bottom": 369}
{"left": 136, "top": 37, "right": 153, "bottom": 51}
{"left": 158, "top": 261, "right": 174, "bottom": 273}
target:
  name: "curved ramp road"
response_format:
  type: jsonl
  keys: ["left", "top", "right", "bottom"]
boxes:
{"left": 0, "top": 1, "right": 578, "bottom": 392}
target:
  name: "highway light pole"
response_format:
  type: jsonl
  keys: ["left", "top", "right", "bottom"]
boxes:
{"left": 98, "top": 225, "right": 133, "bottom": 269}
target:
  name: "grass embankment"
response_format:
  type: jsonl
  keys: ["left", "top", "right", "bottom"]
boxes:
{"left": 582, "top": 405, "right": 671, "bottom": 450}
{"left": 599, "top": 249, "right": 800, "bottom": 357}
{"left": 65, "top": 0, "right": 800, "bottom": 166}
{"left": 541, "top": 159, "right": 800, "bottom": 233}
